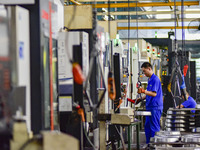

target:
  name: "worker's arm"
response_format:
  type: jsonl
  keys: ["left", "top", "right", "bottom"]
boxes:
{"left": 138, "top": 87, "right": 157, "bottom": 97}
{"left": 145, "top": 90, "right": 157, "bottom": 97}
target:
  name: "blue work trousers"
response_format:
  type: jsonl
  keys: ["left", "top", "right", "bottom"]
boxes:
{"left": 145, "top": 109, "right": 162, "bottom": 144}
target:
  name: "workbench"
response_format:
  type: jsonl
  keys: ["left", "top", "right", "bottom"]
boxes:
{"left": 98, "top": 114, "right": 141, "bottom": 150}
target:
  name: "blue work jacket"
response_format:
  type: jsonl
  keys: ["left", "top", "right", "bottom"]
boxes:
{"left": 146, "top": 73, "right": 163, "bottom": 110}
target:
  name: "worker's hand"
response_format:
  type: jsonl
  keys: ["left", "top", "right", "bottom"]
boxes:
{"left": 176, "top": 104, "right": 183, "bottom": 109}
{"left": 137, "top": 87, "right": 145, "bottom": 94}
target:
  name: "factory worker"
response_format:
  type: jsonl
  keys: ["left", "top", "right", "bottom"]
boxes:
{"left": 128, "top": 62, "right": 163, "bottom": 144}
{"left": 176, "top": 75, "right": 197, "bottom": 113}
{"left": 176, "top": 91, "right": 196, "bottom": 113}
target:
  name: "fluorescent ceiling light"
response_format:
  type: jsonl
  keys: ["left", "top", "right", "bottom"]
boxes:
{"left": 156, "top": 9, "right": 171, "bottom": 19}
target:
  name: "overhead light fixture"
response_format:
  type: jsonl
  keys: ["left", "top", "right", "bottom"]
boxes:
{"left": 102, "top": 8, "right": 107, "bottom": 13}
{"left": 102, "top": 15, "right": 108, "bottom": 21}
{"left": 110, "top": 15, "right": 115, "bottom": 20}
{"left": 102, "top": 14, "right": 115, "bottom": 21}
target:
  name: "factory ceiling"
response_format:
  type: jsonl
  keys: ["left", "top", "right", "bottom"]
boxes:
{"left": 65, "top": 0, "right": 200, "bottom": 58}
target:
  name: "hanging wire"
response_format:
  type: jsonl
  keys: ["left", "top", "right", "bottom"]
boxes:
{"left": 108, "top": 0, "right": 113, "bottom": 72}
{"left": 108, "top": 0, "right": 110, "bottom": 37}
{"left": 136, "top": 0, "right": 140, "bottom": 78}
{"left": 181, "top": 0, "right": 186, "bottom": 64}
{"left": 174, "top": 0, "right": 177, "bottom": 54}
{"left": 83, "top": 124, "right": 96, "bottom": 149}
{"left": 181, "top": 0, "right": 184, "bottom": 53}
{"left": 128, "top": 0, "right": 130, "bottom": 51}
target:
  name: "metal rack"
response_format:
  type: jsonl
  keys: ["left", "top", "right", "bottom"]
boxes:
{"left": 150, "top": 108, "right": 200, "bottom": 149}
{"left": 165, "top": 108, "right": 195, "bottom": 132}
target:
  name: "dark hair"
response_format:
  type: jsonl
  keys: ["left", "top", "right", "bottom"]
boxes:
{"left": 141, "top": 62, "right": 152, "bottom": 69}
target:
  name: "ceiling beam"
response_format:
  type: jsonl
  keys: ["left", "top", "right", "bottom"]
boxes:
{"left": 117, "top": 26, "right": 199, "bottom": 30}
{"left": 68, "top": 0, "right": 82, "bottom": 5}
{"left": 97, "top": 10, "right": 200, "bottom": 16}
{"left": 70, "top": 0, "right": 156, "bottom": 1}
{"left": 112, "top": 18, "right": 198, "bottom": 23}
{"left": 77, "top": 0, "right": 197, "bottom": 3}
{"left": 87, "top": 1, "right": 199, "bottom": 8}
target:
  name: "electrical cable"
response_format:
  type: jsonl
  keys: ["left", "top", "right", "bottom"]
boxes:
{"left": 136, "top": 0, "right": 139, "bottom": 73}
{"left": 128, "top": 0, "right": 130, "bottom": 51}
{"left": 181, "top": 0, "right": 187, "bottom": 66}
{"left": 135, "top": 0, "right": 143, "bottom": 107}
{"left": 136, "top": 0, "right": 139, "bottom": 58}
{"left": 83, "top": 123, "right": 96, "bottom": 149}
{"left": 126, "top": 0, "right": 130, "bottom": 107}
{"left": 108, "top": 0, "right": 113, "bottom": 71}
{"left": 174, "top": 0, "right": 177, "bottom": 54}
{"left": 108, "top": 0, "right": 110, "bottom": 40}
{"left": 181, "top": 0, "right": 184, "bottom": 54}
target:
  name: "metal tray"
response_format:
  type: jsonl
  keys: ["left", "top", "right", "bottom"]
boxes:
{"left": 167, "top": 115, "right": 188, "bottom": 119}
{"left": 167, "top": 111, "right": 188, "bottom": 115}
{"left": 166, "top": 123, "right": 187, "bottom": 128}
{"left": 168, "top": 108, "right": 195, "bottom": 111}
{"left": 134, "top": 111, "right": 151, "bottom": 116}
{"left": 153, "top": 136, "right": 180, "bottom": 143}
{"left": 155, "top": 131, "right": 180, "bottom": 136}
{"left": 182, "top": 134, "right": 200, "bottom": 143}
{"left": 189, "top": 119, "right": 195, "bottom": 122}
{"left": 190, "top": 122, "right": 195, "bottom": 126}
{"left": 166, "top": 119, "right": 187, "bottom": 123}
{"left": 166, "top": 128, "right": 187, "bottom": 132}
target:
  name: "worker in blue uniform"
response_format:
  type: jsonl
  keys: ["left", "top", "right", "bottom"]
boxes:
{"left": 177, "top": 75, "right": 197, "bottom": 113}
{"left": 176, "top": 91, "right": 196, "bottom": 113}
{"left": 137, "top": 62, "right": 163, "bottom": 144}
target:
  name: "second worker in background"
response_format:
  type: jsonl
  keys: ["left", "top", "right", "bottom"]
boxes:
{"left": 137, "top": 62, "right": 163, "bottom": 144}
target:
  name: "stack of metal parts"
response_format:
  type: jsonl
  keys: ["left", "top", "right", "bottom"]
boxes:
{"left": 182, "top": 134, "right": 200, "bottom": 147}
{"left": 149, "top": 107, "right": 200, "bottom": 149}
{"left": 150, "top": 131, "right": 182, "bottom": 148}
{"left": 165, "top": 108, "right": 195, "bottom": 132}
{"left": 150, "top": 131, "right": 200, "bottom": 149}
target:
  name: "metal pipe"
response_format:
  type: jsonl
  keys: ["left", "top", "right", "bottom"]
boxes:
{"left": 88, "top": 1, "right": 199, "bottom": 8}
{"left": 99, "top": 18, "right": 198, "bottom": 23}
{"left": 97, "top": 10, "right": 200, "bottom": 16}
{"left": 117, "top": 26, "right": 199, "bottom": 30}
{"left": 69, "top": 0, "right": 82, "bottom": 5}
